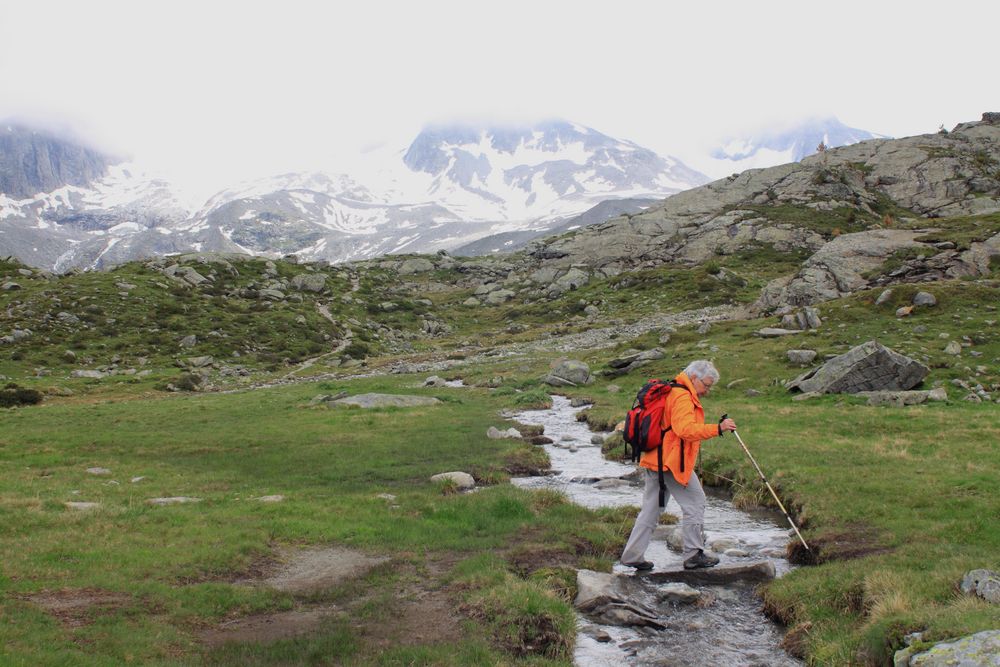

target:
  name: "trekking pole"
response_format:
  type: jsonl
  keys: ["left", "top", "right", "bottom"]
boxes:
{"left": 730, "top": 427, "right": 811, "bottom": 554}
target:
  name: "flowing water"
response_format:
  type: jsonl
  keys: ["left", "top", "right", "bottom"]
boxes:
{"left": 510, "top": 395, "right": 802, "bottom": 667}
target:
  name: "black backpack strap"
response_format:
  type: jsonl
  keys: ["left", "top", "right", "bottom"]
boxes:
{"left": 657, "top": 425, "right": 672, "bottom": 508}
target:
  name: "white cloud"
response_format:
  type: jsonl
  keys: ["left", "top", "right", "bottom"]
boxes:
{"left": 1, "top": 0, "right": 996, "bottom": 200}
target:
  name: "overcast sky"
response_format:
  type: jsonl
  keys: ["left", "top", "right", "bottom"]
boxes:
{"left": 1, "top": 0, "right": 996, "bottom": 199}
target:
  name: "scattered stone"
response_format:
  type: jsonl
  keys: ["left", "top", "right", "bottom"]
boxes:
{"left": 928, "top": 387, "right": 948, "bottom": 401}
{"left": 786, "top": 350, "right": 817, "bottom": 365}
{"left": 423, "top": 375, "right": 447, "bottom": 387}
{"left": 64, "top": 502, "right": 100, "bottom": 511}
{"left": 398, "top": 258, "right": 434, "bottom": 275}
{"left": 745, "top": 389, "right": 762, "bottom": 397}
{"left": 756, "top": 328, "right": 801, "bottom": 338}
{"left": 257, "top": 495, "right": 285, "bottom": 503}
{"left": 86, "top": 467, "right": 111, "bottom": 476}
{"left": 912, "top": 291, "right": 937, "bottom": 307}
{"left": 375, "top": 493, "right": 396, "bottom": 501}
{"left": 1, "top": 282, "right": 21, "bottom": 290}
{"left": 146, "top": 497, "right": 201, "bottom": 506}
{"left": 896, "top": 306, "right": 914, "bottom": 318}
{"left": 430, "top": 472, "right": 475, "bottom": 490}
{"left": 860, "top": 390, "right": 932, "bottom": 407}
{"left": 130, "top": 476, "right": 145, "bottom": 483}
{"left": 487, "top": 426, "right": 522, "bottom": 439}
{"left": 696, "top": 322, "right": 712, "bottom": 334}
{"left": 792, "top": 391, "right": 823, "bottom": 401}
{"left": 179, "top": 335, "right": 197, "bottom": 348}
{"left": 788, "top": 340, "right": 929, "bottom": 394}
{"left": 290, "top": 273, "right": 326, "bottom": 292}
{"left": 544, "top": 360, "right": 593, "bottom": 386}
{"left": 186, "top": 356, "right": 214, "bottom": 368}
{"left": 462, "top": 297, "right": 480, "bottom": 307}
{"left": 330, "top": 393, "right": 442, "bottom": 408}
{"left": 71, "top": 370, "right": 106, "bottom": 379}
{"left": 961, "top": 569, "right": 1000, "bottom": 604}
{"left": 944, "top": 341, "right": 962, "bottom": 355}
{"left": 875, "top": 289, "right": 894, "bottom": 306}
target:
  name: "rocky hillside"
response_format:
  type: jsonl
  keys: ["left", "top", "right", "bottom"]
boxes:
{"left": 525, "top": 113, "right": 1000, "bottom": 312}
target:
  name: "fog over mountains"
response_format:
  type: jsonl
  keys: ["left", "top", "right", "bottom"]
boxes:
{"left": 0, "top": 117, "right": 880, "bottom": 271}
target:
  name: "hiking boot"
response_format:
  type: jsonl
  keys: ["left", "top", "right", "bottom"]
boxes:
{"left": 622, "top": 560, "right": 654, "bottom": 571}
{"left": 683, "top": 550, "right": 720, "bottom": 570}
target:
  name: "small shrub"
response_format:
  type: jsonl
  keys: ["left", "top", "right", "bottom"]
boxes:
{"left": 0, "top": 383, "right": 43, "bottom": 407}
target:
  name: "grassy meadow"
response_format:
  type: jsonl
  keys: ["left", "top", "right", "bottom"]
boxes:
{"left": 2, "top": 238, "right": 1000, "bottom": 665}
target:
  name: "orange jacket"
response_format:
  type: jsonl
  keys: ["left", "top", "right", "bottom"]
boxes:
{"left": 639, "top": 372, "right": 721, "bottom": 485}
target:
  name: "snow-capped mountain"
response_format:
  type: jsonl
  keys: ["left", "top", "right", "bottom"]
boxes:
{"left": 693, "top": 117, "right": 887, "bottom": 178}
{"left": 0, "top": 120, "right": 710, "bottom": 271}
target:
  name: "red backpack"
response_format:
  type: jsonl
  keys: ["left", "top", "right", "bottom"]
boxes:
{"left": 623, "top": 379, "right": 688, "bottom": 507}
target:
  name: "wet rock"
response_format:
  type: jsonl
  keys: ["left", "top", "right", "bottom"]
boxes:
{"left": 647, "top": 561, "right": 776, "bottom": 586}
{"left": 961, "top": 569, "right": 1000, "bottom": 604}
{"left": 330, "top": 393, "right": 442, "bottom": 408}
{"left": 575, "top": 570, "right": 664, "bottom": 629}
{"left": 430, "top": 471, "right": 475, "bottom": 489}
{"left": 656, "top": 582, "right": 702, "bottom": 604}
{"left": 788, "top": 341, "right": 929, "bottom": 394}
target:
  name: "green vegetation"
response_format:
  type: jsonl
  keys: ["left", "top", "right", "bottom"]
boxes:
{"left": 2, "top": 193, "right": 999, "bottom": 663}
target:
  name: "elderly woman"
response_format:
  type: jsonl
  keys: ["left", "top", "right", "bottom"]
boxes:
{"left": 621, "top": 359, "right": 737, "bottom": 571}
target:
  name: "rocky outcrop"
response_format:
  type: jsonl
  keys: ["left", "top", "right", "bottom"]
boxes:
{"left": 895, "top": 630, "right": 1000, "bottom": 666}
{"left": 788, "top": 341, "right": 929, "bottom": 394}
{"left": 0, "top": 125, "right": 113, "bottom": 198}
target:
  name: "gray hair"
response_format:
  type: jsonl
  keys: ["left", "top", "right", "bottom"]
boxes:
{"left": 683, "top": 359, "right": 720, "bottom": 383}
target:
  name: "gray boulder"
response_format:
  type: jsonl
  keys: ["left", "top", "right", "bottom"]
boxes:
{"left": 544, "top": 360, "right": 593, "bottom": 386}
{"left": 484, "top": 289, "right": 515, "bottom": 305}
{"left": 899, "top": 630, "right": 1000, "bottom": 666}
{"left": 398, "top": 258, "right": 434, "bottom": 275}
{"left": 430, "top": 471, "right": 475, "bottom": 490}
{"left": 574, "top": 570, "right": 663, "bottom": 629}
{"left": 787, "top": 350, "right": 818, "bottom": 365}
{"left": 912, "top": 291, "right": 937, "bottom": 307}
{"left": 961, "top": 569, "right": 1000, "bottom": 604}
{"left": 290, "top": 273, "right": 327, "bottom": 292}
{"left": 788, "top": 341, "right": 929, "bottom": 394}
{"left": 331, "top": 393, "right": 442, "bottom": 408}
{"left": 756, "top": 328, "right": 801, "bottom": 338}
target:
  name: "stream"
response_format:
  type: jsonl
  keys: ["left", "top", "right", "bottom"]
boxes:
{"left": 510, "top": 395, "right": 802, "bottom": 667}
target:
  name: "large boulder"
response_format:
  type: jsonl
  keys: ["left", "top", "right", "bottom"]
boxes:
{"left": 544, "top": 360, "right": 593, "bottom": 386}
{"left": 787, "top": 341, "right": 929, "bottom": 394}
{"left": 398, "top": 258, "right": 435, "bottom": 275}
{"left": 897, "top": 630, "right": 1000, "bottom": 666}
{"left": 290, "top": 273, "right": 327, "bottom": 292}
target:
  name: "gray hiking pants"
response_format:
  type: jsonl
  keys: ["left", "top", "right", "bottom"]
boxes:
{"left": 621, "top": 468, "right": 706, "bottom": 563}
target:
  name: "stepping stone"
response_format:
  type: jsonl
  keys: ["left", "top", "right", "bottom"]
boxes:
{"left": 647, "top": 561, "right": 776, "bottom": 585}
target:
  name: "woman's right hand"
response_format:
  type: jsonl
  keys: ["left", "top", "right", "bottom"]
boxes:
{"left": 720, "top": 418, "right": 737, "bottom": 432}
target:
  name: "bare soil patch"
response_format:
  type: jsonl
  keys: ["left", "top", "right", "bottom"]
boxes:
{"left": 789, "top": 523, "right": 894, "bottom": 565}
{"left": 201, "top": 608, "right": 339, "bottom": 648}
{"left": 25, "top": 588, "right": 132, "bottom": 628}
{"left": 252, "top": 545, "right": 390, "bottom": 595}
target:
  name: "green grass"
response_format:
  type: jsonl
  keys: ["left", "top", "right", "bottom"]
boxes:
{"left": 0, "top": 376, "right": 630, "bottom": 665}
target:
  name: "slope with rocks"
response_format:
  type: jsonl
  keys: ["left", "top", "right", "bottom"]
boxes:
{"left": 525, "top": 114, "right": 1000, "bottom": 312}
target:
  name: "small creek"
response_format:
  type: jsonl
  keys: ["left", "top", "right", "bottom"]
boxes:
{"left": 510, "top": 395, "right": 802, "bottom": 667}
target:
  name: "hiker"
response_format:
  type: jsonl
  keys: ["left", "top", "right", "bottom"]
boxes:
{"left": 621, "top": 360, "right": 737, "bottom": 571}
